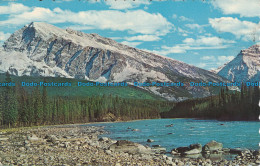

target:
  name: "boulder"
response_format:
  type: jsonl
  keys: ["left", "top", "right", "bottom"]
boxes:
{"left": 171, "top": 144, "right": 202, "bottom": 155}
{"left": 99, "top": 137, "right": 109, "bottom": 142}
{"left": 152, "top": 147, "right": 166, "bottom": 154}
{"left": 171, "top": 150, "right": 179, "bottom": 155}
{"left": 132, "top": 129, "right": 140, "bottom": 131}
{"left": 190, "top": 143, "right": 202, "bottom": 151}
{"left": 45, "top": 135, "right": 58, "bottom": 143}
{"left": 184, "top": 148, "right": 201, "bottom": 155}
{"left": 185, "top": 144, "right": 202, "bottom": 154}
{"left": 253, "top": 150, "right": 260, "bottom": 156}
{"left": 105, "top": 150, "right": 112, "bottom": 155}
{"left": 109, "top": 140, "right": 152, "bottom": 154}
{"left": 202, "top": 153, "right": 223, "bottom": 162}
{"left": 27, "top": 134, "right": 40, "bottom": 142}
{"left": 229, "top": 148, "right": 243, "bottom": 155}
{"left": 222, "top": 148, "right": 230, "bottom": 153}
{"left": 171, "top": 147, "right": 190, "bottom": 154}
{"left": 184, "top": 153, "right": 202, "bottom": 159}
{"left": 203, "top": 140, "right": 223, "bottom": 152}
{"left": 0, "top": 137, "right": 9, "bottom": 141}
{"left": 147, "top": 139, "right": 154, "bottom": 143}
{"left": 230, "top": 148, "right": 250, "bottom": 155}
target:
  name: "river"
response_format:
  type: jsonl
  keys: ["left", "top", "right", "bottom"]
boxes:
{"left": 88, "top": 118, "right": 259, "bottom": 152}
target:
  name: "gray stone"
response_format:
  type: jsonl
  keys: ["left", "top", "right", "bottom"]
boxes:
{"left": 171, "top": 147, "right": 190, "bottom": 154}
{"left": 253, "top": 150, "right": 260, "bottom": 156}
{"left": 147, "top": 139, "right": 154, "bottom": 143}
{"left": 0, "top": 138, "right": 8, "bottom": 141}
{"left": 166, "top": 156, "right": 173, "bottom": 161}
{"left": 184, "top": 148, "right": 201, "bottom": 155}
{"left": 203, "top": 140, "right": 223, "bottom": 152}
{"left": 152, "top": 147, "right": 166, "bottom": 154}
{"left": 222, "top": 148, "right": 230, "bottom": 153}
{"left": 171, "top": 150, "right": 180, "bottom": 155}
{"left": 18, "top": 147, "right": 25, "bottom": 152}
{"left": 132, "top": 129, "right": 140, "bottom": 131}
{"left": 45, "top": 135, "right": 58, "bottom": 143}
{"left": 105, "top": 150, "right": 112, "bottom": 155}
{"left": 229, "top": 148, "right": 245, "bottom": 155}
{"left": 99, "top": 137, "right": 109, "bottom": 142}
{"left": 27, "top": 134, "right": 40, "bottom": 142}
{"left": 109, "top": 140, "right": 152, "bottom": 154}
{"left": 166, "top": 160, "right": 174, "bottom": 165}
{"left": 177, "top": 161, "right": 184, "bottom": 166}
{"left": 185, "top": 144, "right": 202, "bottom": 155}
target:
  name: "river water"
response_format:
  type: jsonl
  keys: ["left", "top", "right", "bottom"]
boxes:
{"left": 88, "top": 119, "right": 259, "bottom": 152}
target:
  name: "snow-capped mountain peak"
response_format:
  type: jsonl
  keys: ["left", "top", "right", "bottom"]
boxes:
{"left": 217, "top": 44, "right": 260, "bottom": 82}
{"left": 1, "top": 22, "right": 228, "bottom": 100}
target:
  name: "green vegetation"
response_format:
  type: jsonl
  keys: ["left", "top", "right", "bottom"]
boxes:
{"left": 0, "top": 73, "right": 164, "bottom": 100}
{"left": 0, "top": 73, "right": 173, "bottom": 128}
{"left": 161, "top": 85, "right": 260, "bottom": 121}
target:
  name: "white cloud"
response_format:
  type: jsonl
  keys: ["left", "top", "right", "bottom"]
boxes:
{"left": 217, "top": 56, "right": 235, "bottom": 64}
{"left": 0, "top": 3, "right": 30, "bottom": 14}
{"left": 125, "top": 35, "right": 161, "bottom": 41}
{"left": 201, "top": 56, "right": 216, "bottom": 61}
{"left": 109, "top": 37, "right": 123, "bottom": 40}
{"left": 178, "top": 27, "right": 190, "bottom": 36}
{"left": 211, "top": 0, "right": 260, "bottom": 18}
{"left": 179, "top": 16, "right": 193, "bottom": 22}
{"left": 148, "top": 45, "right": 230, "bottom": 56}
{"left": 209, "top": 17, "right": 260, "bottom": 42}
{"left": 105, "top": 0, "right": 150, "bottom": 10}
{"left": 0, "top": 4, "right": 173, "bottom": 36}
{"left": 183, "top": 36, "right": 235, "bottom": 46}
{"left": 121, "top": 41, "right": 142, "bottom": 47}
{"left": 172, "top": 14, "right": 178, "bottom": 19}
{"left": 185, "top": 23, "right": 205, "bottom": 33}
{"left": 172, "top": 14, "right": 193, "bottom": 22}
{"left": 66, "top": 25, "right": 94, "bottom": 31}
{"left": 200, "top": 55, "right": 235, "bottom": 68}
{"left": 197, "top": 63, "right": 207, "bottom": 68}
{"left": 148, "top": 35, "right": 234, "bottom": 56}
{"left": 0, "top": 31, "right": 11, "bottom": 42}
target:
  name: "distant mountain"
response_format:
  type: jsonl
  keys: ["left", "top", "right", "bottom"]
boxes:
{"left": 210, "top": 62, "right": 228, "bottom": 74}
{"left": 217, "top": 45, "right": 260, "bottom": 82}
{"left": 1, "top": 22, "right": 228, "bottom": 101}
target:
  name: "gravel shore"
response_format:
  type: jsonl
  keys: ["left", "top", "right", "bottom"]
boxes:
{"left": 0, "top": 124, "right": 259, "bottom": 166}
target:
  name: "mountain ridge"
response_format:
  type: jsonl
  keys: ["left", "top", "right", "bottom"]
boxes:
{"left": 1, "top": 22, "right": 229, "bottom": 101}
{"left": 217, "top": 44, "right": 260, "bottom": 82}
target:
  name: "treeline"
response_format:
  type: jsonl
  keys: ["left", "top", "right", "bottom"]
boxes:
{"left": 0, "top": 73, "right": 172, "bottom": 128}
{"left": 161, "top": 85, "right": 260, "bottom": 121}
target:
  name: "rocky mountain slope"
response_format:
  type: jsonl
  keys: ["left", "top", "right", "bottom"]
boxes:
{"left": 217, "top": 45, "right": 260, "bottom": 82}
{"left": 1, "top": 22, "right": 228, "bottom": 101}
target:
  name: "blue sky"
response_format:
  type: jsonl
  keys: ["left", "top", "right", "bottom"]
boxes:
{"left": 0, "top": 0, "right": 259, "bottom": 70}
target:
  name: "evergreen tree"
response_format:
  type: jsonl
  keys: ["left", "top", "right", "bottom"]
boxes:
{"left": 3, "top": 72, "right": 18, "bottom": 127}
{"left": 42, "top": 79, "right": 48, "bottom": 125}
{"left": 33, "top": 87, "right": 43, "bottom": 125}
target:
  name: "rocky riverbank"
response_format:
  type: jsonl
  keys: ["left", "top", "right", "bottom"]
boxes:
{"left": 0, "top": 124, "right": 259, "bottom": 166}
